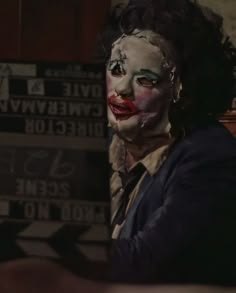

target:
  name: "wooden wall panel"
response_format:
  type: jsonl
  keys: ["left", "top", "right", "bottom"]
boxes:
{"left": 20, "top": 0, "right": 111, "bottom": 62}
{"left": 78, "top": 0, "right": 111, "bottom": 62}
{"left": 0, "top": 0, "right": 20, "bottom": 59}
{"left": 20, "top": 0, "right": 81, "bottom": 61}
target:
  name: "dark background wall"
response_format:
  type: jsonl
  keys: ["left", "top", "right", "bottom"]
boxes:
{"left": 0, "top": 0, "right": 111, "bottom": 62}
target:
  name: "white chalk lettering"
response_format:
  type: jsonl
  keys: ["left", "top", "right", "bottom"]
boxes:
{"left": 48, "top": 101, "right": 58, "bottom": 115}
{"left": 62, "top": 82, "right": 103, "bottom": 98}
{"left": 92, "top": 85, "right": 103, "bottom": 98}
{"left": 60, "top": 204, "right": 106, "bottom": 223}
{"left": 77, "top": 122, "right": 87, "bottom": 136}
{"left": 22, "top": 100, "right": 36, "bottom": 113}
{"left": 58, "top": 101, "right": 67, "bottom": 115}
{"left": 36, "top": 100, "right": 47, "bottom": 114}
{"left": 38, "top": 202, "right": 50, "bottom": 220}
{"left": 0, "top": 100, "right": 7, "bottom": 112}
{"left": 24, "top": 150, "right": 75, "bottom": 179}
{"left": 45, "top": 65, "right": 103, "bottom": 80}
{"left": 81, "top": 84, "right": 90, "bottom": 97}
{"left": 24, "top": 150, "right": 48, "bottom": 176}
{"left": 0, "top": 63, "right": 36, "bottom": 77}
{"left": 0, "top": 149, "right": 16, "bottom": 174}
{"left": 56, "top": 121, "right": 66, "bottom": 135}
{"left": 23, "top": 202, "right": 50, "bottom": 220}
{"left": 24, "top": 202, "right": 35, "bottom": 219}
{"left": 0, "top": 99, "right": 104, "bottom": 117}
{"left": 0, "top": 64, "right": 12, "bottom": 76}
{"left": 16, "top": 178, "right": 71, "bottom": 198}
{"left": 68, "top": 103, "right": 103, "bottom": 117}
{"left": 25, "top": 119, "right": 34, "bottom": 133}
{"left": 62, "top": 82, "right": 71, "bottom": 96}
{"left": 67, "top": 103, "right": 81, "bottom": 116}
{"left": 93, "top": 104, "right": 103, "bottom": 117}
{"left": 49, "top": 150, "right": 75, "bottom": 179}
{"left": 25, "top": 119, "right": 105, "bottom": 137}
{"left": 95, "top": 206, "right": 106, "bottom": 223}
{"left": 11, "top": 100, "right": 21, "bottom": 112}
{"left": 81, "top": 103, "right": 91, "bottom": 116}
{"left": 35, "top": 120, "right": 45, "bottom": 134}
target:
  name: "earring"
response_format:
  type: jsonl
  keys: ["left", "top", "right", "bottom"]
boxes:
{"left": 172, "top": 95, "right": 180, "bottom": 104}
{"left": 169, "top": 67, "right": 182, "bottom": 104}
{"left": 172, "top": 81, "right": 183, "bottom": 104}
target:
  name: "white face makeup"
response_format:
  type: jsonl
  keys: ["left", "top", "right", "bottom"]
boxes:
{"left": 106, "top": 30, "right": 176, "bottom": 142}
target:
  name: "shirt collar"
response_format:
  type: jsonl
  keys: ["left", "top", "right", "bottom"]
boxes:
{"left": 140, "top": 143, "right": 170, "bottom": 175}
{"left": 109, "top": 134, "right": 172, "bottom": 176}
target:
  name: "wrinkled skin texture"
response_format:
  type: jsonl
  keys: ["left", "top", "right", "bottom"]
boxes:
{"left": 106, "top": 30, "right": 176, "bottom": 143}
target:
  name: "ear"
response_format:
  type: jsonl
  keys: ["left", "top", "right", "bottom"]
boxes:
{"left": 170, "top": 67, "right": 182, "bottom": 104}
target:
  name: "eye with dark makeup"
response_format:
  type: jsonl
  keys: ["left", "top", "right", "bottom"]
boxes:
{"left": 137, "top": 77, "right": 159, "bottom": 88}
{"left": 108, "top": 60, "right": 125, "bottom": 77}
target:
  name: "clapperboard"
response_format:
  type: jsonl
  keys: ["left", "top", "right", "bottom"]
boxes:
{"left": 0, "top": 62, "right": 110, "bottom": 270}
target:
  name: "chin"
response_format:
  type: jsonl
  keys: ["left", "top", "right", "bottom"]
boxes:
{"left": 108, "top": 108, "right": 141, "bottom": 142}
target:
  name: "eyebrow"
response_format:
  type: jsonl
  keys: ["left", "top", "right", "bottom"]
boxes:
{"left": 110, "top": 50, "right": 127, "bottom": 62}
{"left": 134, "top": 69, "right": 161, "bottom": 80}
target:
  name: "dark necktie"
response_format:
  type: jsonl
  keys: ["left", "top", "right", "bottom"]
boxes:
{"left": 111, "top": 163, "right": 146, "bottom": 231}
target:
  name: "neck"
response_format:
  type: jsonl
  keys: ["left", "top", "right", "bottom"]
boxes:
{"left": 124, "top": 132, "right": 171, "bottom": 165}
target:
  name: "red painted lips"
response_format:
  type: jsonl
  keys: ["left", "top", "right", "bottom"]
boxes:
{"left": 108, "top": 95, "right": 140, "bottom": 120}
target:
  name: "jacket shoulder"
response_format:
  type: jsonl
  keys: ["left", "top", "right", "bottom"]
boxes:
{"left": 158, "top": 121, "right": 236, "bottom": 188}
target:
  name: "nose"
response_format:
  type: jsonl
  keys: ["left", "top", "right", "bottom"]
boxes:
{"left": 114, "top": 77, "right": 133, "bottom": 99}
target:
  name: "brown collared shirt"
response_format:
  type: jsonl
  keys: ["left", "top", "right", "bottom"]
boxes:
{"left": 109, "top": 135, "right": 171, "bottom": 239}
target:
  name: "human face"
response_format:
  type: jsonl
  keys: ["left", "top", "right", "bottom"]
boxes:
{"left": 106, "top": 31, "right": 174, "bottom": 142}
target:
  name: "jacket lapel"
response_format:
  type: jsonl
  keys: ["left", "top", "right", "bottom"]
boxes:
{"left": 119, "top": 173, "right": 155, "bottom": 238}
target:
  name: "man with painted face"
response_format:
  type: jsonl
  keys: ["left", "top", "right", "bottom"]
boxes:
{"left": 0, "top": 0, "right": 235, "bottom": 291}
{"left": 107, "top": 29, "right": 174, "bottom": 144}
{"left": 108, "top": 29, "right": 177, "bottom": 233}
{"left": 106, "top": 0, "right": 236, "bottom": 284}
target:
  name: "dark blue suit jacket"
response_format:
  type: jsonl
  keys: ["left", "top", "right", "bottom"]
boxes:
{"left": 112, "top": 121, "right": 236, "bottom": 284}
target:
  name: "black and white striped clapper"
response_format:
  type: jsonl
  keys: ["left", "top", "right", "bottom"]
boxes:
{"left": 0, "top": 61, "right": 110, "bottom": 270}
{"left": 0, "top": 218, "right": 110, "bottom": 263}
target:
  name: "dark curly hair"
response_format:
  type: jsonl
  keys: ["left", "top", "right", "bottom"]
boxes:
{"left": 101, "top": 0, "right": 236, "bottom": 133}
